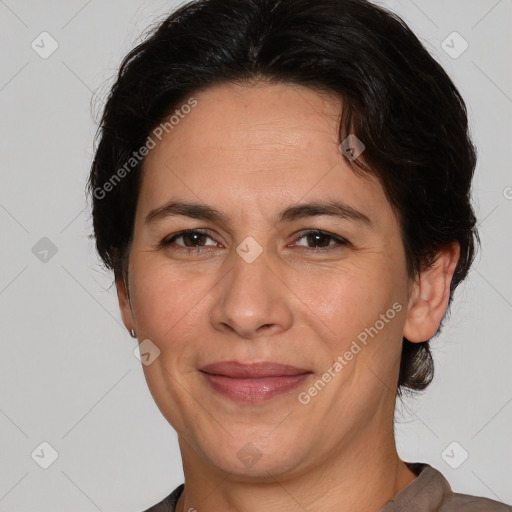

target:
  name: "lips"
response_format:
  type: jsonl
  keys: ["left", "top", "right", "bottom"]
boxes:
{"left": 199, "top": 361, "right": 313, "bottom": 403}
{"left": 199, "top": 360, "right": 311, "bottom": 378}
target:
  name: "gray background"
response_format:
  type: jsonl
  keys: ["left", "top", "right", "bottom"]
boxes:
{"left": 0, "top": 0, "right": 511, "bottom": 510}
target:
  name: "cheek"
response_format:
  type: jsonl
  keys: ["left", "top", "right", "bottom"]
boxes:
{"left": 129, "top": 258, "right": 213, "bottom": 346}
{"left": 290, "top": 262, "right": 404, "bottom": 341}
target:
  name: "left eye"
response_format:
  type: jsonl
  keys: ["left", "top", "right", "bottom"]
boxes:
{"left": 293, "top": 230, "right": 349, "bottom": 249}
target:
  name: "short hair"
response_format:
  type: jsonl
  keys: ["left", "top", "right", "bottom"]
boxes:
{"left": 87, "top": 0, "right": 478, "bottom": 394}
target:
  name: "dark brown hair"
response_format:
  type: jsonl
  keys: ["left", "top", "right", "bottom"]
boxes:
{"left": 87, "top": 0, "right": 478, "bottom": 394}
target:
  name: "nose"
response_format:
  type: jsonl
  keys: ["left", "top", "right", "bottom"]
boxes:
{"left": 210, "top": 249, "right": 293, "bottom": 339}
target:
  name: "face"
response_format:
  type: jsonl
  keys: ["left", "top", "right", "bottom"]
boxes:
{"left": 118, "top": 81, "right": 416, "bottom": 479}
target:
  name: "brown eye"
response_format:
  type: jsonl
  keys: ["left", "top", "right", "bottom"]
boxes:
{"left": 182, "top": 231, "right": 208, "bottom": 247}
{"left": 306, "top": 232, "right": 332, "bottom": 247}
{"left": 162, "top": 229, "right": 218, "bottom": 249}
{"left": 294, "top": 230, "right": 349, "bottom": 249}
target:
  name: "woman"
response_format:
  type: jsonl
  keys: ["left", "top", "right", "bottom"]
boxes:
{"left": 87, "top": 0, "right": 511, "bottom": 510}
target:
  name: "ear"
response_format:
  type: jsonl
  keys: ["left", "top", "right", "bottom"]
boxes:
{"left": 116, "top": 276, "right": 136, "bottom": 334}
{"left": 403, "top": 242, "right": 460, "bottom": 343}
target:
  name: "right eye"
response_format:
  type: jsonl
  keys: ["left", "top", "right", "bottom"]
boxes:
{"left": 160, "top": 229, "right": 220, "bottom": 250}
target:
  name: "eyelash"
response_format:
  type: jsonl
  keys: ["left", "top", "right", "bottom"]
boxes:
{"left": 159, "top": 229, "right": 350, "bottom": 252}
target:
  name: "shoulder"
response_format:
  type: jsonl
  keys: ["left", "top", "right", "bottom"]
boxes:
{"left": 381, "top": 462, "right": 512, "bottom": 512}
{"left": 441, "top": 491, "right": 512, "bottom": 512}
{"left": 140, "top": 483, "right": 184, "bottom": 512}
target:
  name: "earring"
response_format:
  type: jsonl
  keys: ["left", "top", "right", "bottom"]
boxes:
{"left": 130, "top": 328, "right": 137, "bottom": 338}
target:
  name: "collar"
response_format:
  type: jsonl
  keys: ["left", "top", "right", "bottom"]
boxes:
{"left": 379, "top": 462, "right": 452, "bottom": 511}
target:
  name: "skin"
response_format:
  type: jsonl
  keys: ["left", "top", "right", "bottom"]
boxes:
{"left": 116, "top": 81, "right": 460, "bottom": 511}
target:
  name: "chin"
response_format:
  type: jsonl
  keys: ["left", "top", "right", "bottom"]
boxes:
{"left": 197, "top": 430, "right": 310, "bottom": 480}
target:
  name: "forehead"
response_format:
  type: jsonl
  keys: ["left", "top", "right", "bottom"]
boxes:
{"left": 137, "top": 82, "right": 392, "bottom": 225}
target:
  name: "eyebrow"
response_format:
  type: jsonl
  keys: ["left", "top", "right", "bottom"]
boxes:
{"left": 145, "top": 199, "right": 372, "bottom": 227}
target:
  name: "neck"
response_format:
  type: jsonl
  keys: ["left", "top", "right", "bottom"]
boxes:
{"left": 174, "top": 425, "right": 417, "bottom": 512}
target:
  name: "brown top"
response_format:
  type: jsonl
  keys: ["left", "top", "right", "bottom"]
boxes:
{"left": 142, "top": 462, "right": 511, "bottom": 511}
